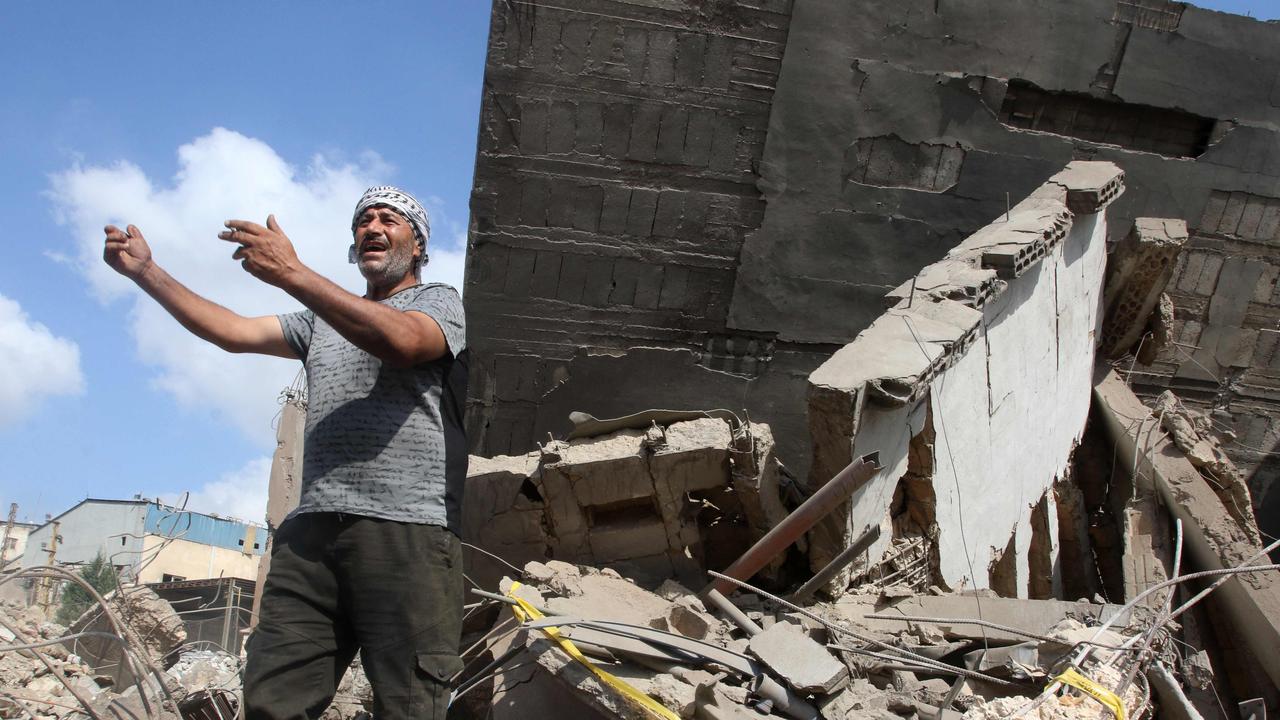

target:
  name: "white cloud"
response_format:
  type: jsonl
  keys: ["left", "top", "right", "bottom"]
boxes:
{"left": 0, "top": 293, "right": 85, "bottom": 427}
{"left": 168, "top": 456, "right": 273, "bottom": 526}
{"left": 48, "top": 128, "right": 467, "bottom": 441}
{"left": 420, "top": 194, "right": 469, "bottom": 295}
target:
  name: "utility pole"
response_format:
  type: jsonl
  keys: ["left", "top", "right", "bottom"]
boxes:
{"left": 38, "top": 521, "right": 60, "bottom": 612}
{"left": 0, "top": 503, "right": 15, "bottom": 566}
{"left": 252, "top": 387, "right": 306, "bottom": 629}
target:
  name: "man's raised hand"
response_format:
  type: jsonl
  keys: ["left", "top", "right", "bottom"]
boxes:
{"left": 219, "top": 214, "right": 303, "bottom": 288}
{"left": 103, "top": 224, "right": 154, "bottom": 280}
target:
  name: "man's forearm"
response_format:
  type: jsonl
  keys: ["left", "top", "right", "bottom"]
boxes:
{"left": 134, "top": 263, "right": 264, "bottom": 353}
{"left": 278, "top": 267, "right": 441, "bottom": 367}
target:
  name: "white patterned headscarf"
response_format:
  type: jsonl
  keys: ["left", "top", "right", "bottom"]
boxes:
{"left": 350, "top": 186, "right": 431, "bottom": 270}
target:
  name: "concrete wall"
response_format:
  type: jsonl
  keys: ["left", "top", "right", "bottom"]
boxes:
{"left": 807, "top": 163, "right": 1120, "bottom": 595}
{"left": 136, "top": 535, "right": 261, "bottom": 584}
{"left": 21, "top": 500, "right": 147, "bottom": 571}
{"left": 463, "top": 0, "right": 821, "bottom": 470}
{"left": 465, "top": 0, "right": 1280, "bottom": 499}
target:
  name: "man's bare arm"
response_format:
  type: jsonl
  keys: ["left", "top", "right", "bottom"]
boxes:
{"left": 221, "top": 217, "right": 448, "bottom": 368}
{"left": 103, "top": 224, "right": 297, "bottom": 359}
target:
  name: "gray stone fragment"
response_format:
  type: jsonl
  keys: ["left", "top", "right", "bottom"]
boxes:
{"left": 747, "top": 622, "right": 849, "bottom": 695}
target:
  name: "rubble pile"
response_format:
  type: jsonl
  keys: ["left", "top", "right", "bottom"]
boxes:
{"left": 462, "top": 413, "right": 789, "bottom": 591}
{"left": 0, "top": 598, "right": 177, "bottom": 720}
{"left": 0, "top": 585, "right": 381, "bottom": 720}
{"left": 448, "top": 163, "right": 1279, "bottom": 717}
{"left": 69, "top": 585, "right": 188, "bottom": 687}
{"left": 452, "top": 558, "right": 1228, "bottom": 720}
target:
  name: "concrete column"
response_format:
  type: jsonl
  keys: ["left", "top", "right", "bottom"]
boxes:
{"left": 250, "top": 390, "right": 305, "bottom": 629}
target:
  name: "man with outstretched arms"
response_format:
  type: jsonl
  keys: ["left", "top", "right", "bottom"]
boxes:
{"left": 102, "top": 186, "right": 467, "bottom": 719}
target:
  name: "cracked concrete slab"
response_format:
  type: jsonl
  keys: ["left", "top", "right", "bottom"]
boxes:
{"left": 746, "top": 622, "right": 848, "bottom": 695}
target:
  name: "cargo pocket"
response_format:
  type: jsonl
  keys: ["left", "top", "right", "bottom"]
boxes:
{"left": 415, "top": 652, "right": 465, "bottom": 718}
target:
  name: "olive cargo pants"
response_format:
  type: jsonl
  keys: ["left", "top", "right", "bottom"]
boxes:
{"left": 243, "top": 513, "right": 464, "bottom": 720}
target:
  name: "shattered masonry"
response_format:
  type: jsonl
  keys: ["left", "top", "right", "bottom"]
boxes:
{"left": 463, "top": 415, "right": 785, "bottom": 592}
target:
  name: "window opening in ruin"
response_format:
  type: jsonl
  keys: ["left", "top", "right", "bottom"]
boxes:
{"left": 998, "top": 80, "right": 1214, "bottom": 158}
{"left": 585, "top": 496, "right": 662, "bottom": 528}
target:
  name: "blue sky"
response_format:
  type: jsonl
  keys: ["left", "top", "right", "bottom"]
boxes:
{"left": 0, "top": 3, "right": 489, "bottom": 524}
{"left": 0, "top": 1, "right": 1275, "bottom": 527}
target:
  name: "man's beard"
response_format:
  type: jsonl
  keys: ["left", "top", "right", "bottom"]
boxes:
{"left": 359, "top": 241, "right": 416, "bottom": 287}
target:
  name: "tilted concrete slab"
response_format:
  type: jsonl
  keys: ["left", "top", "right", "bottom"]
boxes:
{"left": 830, "top": 593, "right": 1139, "bottom": 646}
{"left": 1092, "top": 368, "right": 1280, "bottom": 689}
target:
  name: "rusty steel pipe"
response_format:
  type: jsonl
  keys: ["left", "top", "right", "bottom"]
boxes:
{"left": 703, "top": 588, "right": 764, "bottom": 636}
{"left": 790, "top": 524, "right": 882, "bottom": 603}
{"left": 705, "top": 453, "right": 880, "bottom": 597}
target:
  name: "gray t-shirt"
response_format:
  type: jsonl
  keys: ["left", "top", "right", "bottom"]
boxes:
{"left": 277, "top": 283, "right": 468, "bottom": 532}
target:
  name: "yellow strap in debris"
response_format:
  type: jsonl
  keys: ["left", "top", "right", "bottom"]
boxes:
{"left": 1053, "top": 667, "right": 1126, "bottom": 720}
{"left": 506, "top": 582, "right": 681, "bottom": 720}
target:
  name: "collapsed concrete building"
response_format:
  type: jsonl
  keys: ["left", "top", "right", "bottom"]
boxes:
{"left": 462, "top": 0, "right": 1280, "bottom": 549}
{"left": 453, "top": 162, "right": 1280, "bottom": 718}
{"left": 454, "top": 1, "right": 1280, "bottom": 716}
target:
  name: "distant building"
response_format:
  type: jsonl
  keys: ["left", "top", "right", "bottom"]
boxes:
{"left": 1, "top": 520, "right": 38, "bottom": 569}
{"left": 21, "top": 498, "right": 265, "bottom": 583}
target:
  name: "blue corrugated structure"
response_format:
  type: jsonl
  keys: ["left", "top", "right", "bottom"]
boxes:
{"left": 144, "top": 504, "right": 264, "bottom": 556}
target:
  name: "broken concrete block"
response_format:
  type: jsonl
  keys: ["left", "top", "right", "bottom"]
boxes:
{"left": 541, "top": 560, "right": 586, "bottom": 596}
{"left": 817, "top": 678, "right": 892, "bottom": 720}
{"left": 693, "top": 681, "right": 762, "bottom": 720}
{"left": 646, "top": 604, "right": 708, "bottom": 639}
{"left": 1153, "top": 391, "right": 1260, "bottom": 539}
{"left": 71, "top": 585, "right": 186, "bottom": 688}
{"left": 490, "top": 637, "right": 628, "bottom": 720}
{"left": 540, "top": 431, "right": 653, "bottom": 563}
{"left": 530, "top": 416, "right": 766, "bottom": 583}
{"left": 499, "top": 576, "right": 546, "bottom": 609}
{"left": 543, "top": 572, "right": 678, "bottom": 631}
{"left": 462, "top": 452, "right": 550, "bottom": 590}
{"left": 1099, "top": 218, "right": 1188, "bottom": 359}
{"left": 612, "top": 668, "right": 699, "bottom": 719}
{"left": 655, "top": 579, "right": 704, "bottom": 609}
{"left": 908, "top": 621, "right": 945, "bottom": 645}
{"left": 747, "top": 622, "right": 849, "bottom": 695}
{"left": 962, "top": 196, "right": 1073, "bottom": 279}
{"left": 524, "top": 560, "right": 557, "bottom": 584}
{"left": 1043, "top": 160, "right": 1125, "bottom": 216}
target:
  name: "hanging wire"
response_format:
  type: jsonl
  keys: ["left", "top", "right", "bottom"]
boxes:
{"left": 901, "top": 314, "right": 991, "bottom": 652}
